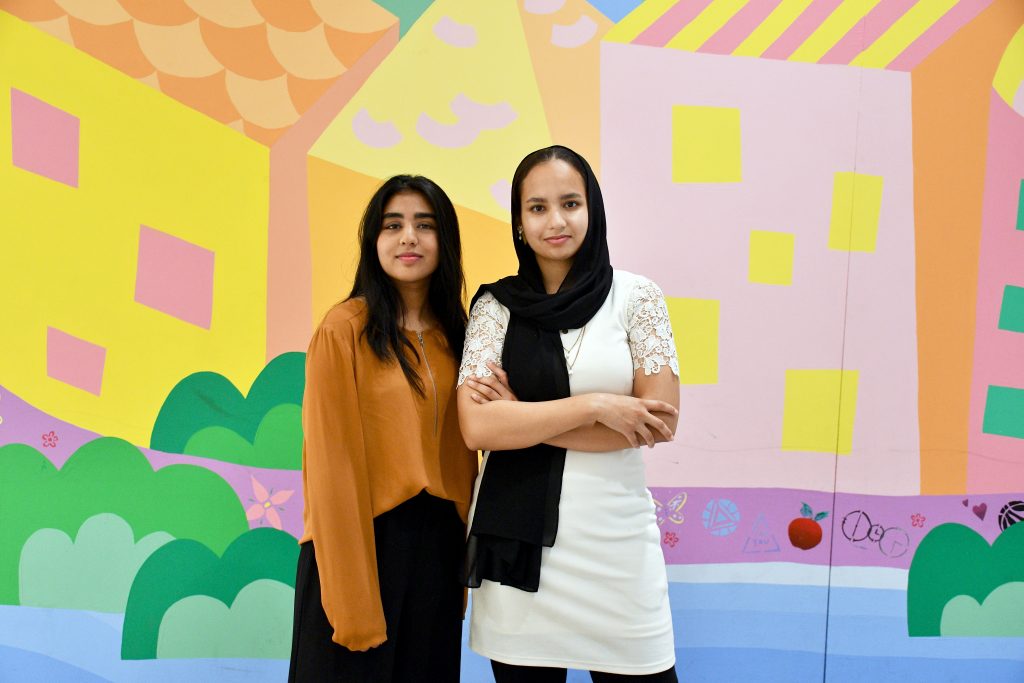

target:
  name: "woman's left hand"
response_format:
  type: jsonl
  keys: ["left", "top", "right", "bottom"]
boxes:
{"left": 466, "top": 362, "right": 518, "bottom": 404}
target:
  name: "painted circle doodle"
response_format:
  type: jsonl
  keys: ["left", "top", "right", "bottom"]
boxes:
{"left": 878, "top": 527, "right": 909, "bottom": 557}
{"left": 702, "top": 498, "right": 740, "bottom": 537}
{"left": 841, "top": 510, "right": 912, "bottom": 558}
{"left": 842, "top": 510, "right": 872, "bottom": 542}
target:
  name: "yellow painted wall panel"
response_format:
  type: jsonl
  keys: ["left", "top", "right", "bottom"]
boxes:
{"left": 782, "top": 369, "right": 859, "bottom": 454}
{"left": 0, "top": 11, "right": 269, "bottom": 445}
{"left": 828, "top": 172, "right": 884, "bottom": 252}
{"left": 666, "top": 297, "right": 719, "bottom": 385}
{"left": 749, "top": 230, "right": 795, "bottom": 285}
{"left": 672, "top": 105, "right": 742, "bottom": 183}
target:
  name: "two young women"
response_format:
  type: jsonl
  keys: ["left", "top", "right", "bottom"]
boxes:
{"left": 290, "top": 147, "right": 681, "bottom": 682}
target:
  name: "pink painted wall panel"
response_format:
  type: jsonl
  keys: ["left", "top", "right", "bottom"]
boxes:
{"left": 46, "top": 327, "right": 106, "bottom": 395}
{"left": 134, "top": 226, "right": 215, "bottom": 329}
{"left": 10, "top": 88, "right": 79, "bottom": 187}
{"left": 835, "top": 67, "right": 919, "bottom": 494}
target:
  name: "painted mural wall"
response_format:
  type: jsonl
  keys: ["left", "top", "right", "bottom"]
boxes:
{"left": 0, "top": 0, "right": 1022, "bottom": 681}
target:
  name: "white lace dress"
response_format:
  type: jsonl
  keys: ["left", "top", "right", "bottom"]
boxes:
{"left": 458, "top": 270, "right": 679, "bottom": 675}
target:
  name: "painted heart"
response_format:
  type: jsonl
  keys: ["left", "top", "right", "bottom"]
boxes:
{"left": 973, "top": 503, "right": 987, "bottom": 520}
{"left": 962, "top": 498, "right": 969, "bottom": 507}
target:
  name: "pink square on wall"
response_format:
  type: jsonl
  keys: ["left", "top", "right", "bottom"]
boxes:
{"left": 10, "top": 88, "right": 80, "bottom": 187}
{"left": 134, "top": 226, "right": 215, "bottom": 329}
{"left": 47, "top": 327, "right": 106, "bottom": 395}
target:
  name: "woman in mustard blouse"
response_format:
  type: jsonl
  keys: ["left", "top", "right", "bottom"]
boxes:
{"left": 288, "top": 175, "right": 479, "bottom": 682}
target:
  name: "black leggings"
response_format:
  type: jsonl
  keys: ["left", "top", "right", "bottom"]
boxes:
{"left": 288, "top": 492, "right": 465, "bottom": 682}
{"left": 491, "top": 660, "right": 678, "bottom": 682}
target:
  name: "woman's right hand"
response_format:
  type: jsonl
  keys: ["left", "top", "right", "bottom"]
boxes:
{"left": 590, "top": 394, "right": 677, "bottom": 448}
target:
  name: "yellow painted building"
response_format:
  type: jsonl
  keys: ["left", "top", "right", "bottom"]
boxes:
{"left": 0, "top": 12, "right": 269, "bottom": 445}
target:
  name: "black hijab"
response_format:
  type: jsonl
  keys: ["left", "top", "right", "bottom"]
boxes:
{"left": 462, "top": 146, "right": 613, "bottom": 591}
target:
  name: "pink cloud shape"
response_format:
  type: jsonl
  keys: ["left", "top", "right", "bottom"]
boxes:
{"left": 524, "top": 0, "right": 566, "bottom": 14}
{"left": 352, "top": 108, "right": 402, "bottom": 148}
{"left": 490, "top": 179, "right": 511, "bottom": 211}
{"left": 433, "top": 16, "right": 478, "bottom": 48}
{"left": 551, "top": 15, "right": 599, "bottom": 48}
{"left": 417, "top": 94, "right": 517, "bottom": 148}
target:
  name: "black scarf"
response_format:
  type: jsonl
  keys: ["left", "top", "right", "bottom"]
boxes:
{"left": 462, "top": 146, "right": 613, "bottom": 591}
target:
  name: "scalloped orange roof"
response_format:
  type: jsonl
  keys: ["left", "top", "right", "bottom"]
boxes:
{"left": 5, "top": 0, "right": 397, "bottom": 145}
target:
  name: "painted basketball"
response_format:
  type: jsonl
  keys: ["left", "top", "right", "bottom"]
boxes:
{"left": 998, "top": 501, "right": 1024, "bottom": 531}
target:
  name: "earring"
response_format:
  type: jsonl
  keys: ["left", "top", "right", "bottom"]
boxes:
{"left": 516, "top": 226, "right": 523, "bottom": 241}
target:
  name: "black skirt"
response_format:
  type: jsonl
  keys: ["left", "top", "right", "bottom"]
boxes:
{"left": 288, "top": 491, "right": 465, "bottom": 682}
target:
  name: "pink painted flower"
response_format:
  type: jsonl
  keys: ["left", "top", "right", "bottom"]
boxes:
{"left": 662, "top": 531, "right": 679, "bottom": 548}
{"left": 41, "top": 431, "right": 59, "bottom": 448}
{"left": 911, "top": 513, "right": 926, "bottom": 528}
{"left": 246, "top": 476, "right": 293, "bottom": 530}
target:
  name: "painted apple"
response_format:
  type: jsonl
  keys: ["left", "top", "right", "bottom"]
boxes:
{"left": 788, "top": 503, "right": 829, "bottom": 550}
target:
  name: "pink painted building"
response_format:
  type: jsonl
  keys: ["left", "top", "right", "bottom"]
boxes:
{"left": 601, "top": 44, "right": 920, "bottom": 496}
{"left": 968, "top": 90, "right": 1024, "bottom": 491}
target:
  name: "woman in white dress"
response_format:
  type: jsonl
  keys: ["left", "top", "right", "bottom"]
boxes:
{"left": 457, "top": 146, "right": 681, "bottom": 682}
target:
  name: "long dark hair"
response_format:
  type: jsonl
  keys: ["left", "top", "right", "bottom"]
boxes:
{"left": 348, "top": 175, "right": 467, "bottom": 395}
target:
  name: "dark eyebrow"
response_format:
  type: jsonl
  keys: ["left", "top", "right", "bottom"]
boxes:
{"left": 524, "top": 193, "right": 583, "bottom": 203}
{"left": 382, "top": 212, "right": 436, "bottom": 220}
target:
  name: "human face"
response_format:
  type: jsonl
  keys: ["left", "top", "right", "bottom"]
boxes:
{"left": 518, "top": 159, "right": 588, "bottom": 279}
{"left": 376, "top": 191, "right": 439, "bottom": 287}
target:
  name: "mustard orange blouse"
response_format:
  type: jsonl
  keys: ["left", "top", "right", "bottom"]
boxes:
{"left": 299, "top": 298, "right": 476, "bottom": 651}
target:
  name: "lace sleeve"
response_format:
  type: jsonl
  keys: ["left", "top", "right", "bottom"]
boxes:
{"left": 458, "top": 292, "right": 508, "bottom": 387}
{"left": 626, "top": 279, "right": 680, "bottom": 377}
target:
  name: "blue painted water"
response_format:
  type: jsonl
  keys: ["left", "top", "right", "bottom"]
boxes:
{"left": 1, "top": 584, "right": 1021, "bottom": 682}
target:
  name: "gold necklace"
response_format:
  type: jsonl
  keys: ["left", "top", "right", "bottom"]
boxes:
{"left": 562, "top": 326, "right": 586, "bottom": 376}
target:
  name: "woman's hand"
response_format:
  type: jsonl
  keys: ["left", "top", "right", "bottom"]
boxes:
{"left": 465, "top": 362, "right": 518, "bottom": 404}
{"left": 590, "top": 394, "right": 677, "bottom": 449}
